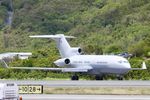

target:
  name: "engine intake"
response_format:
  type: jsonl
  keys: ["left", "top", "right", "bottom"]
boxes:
{"left": 78, "top": 48, "right": 82, "bottom": 54}
{"left": 71, "top": 47, "right": 82, "bottom": 55}
{"left": 65, "top": 58, "right": 70, "bottom": 64}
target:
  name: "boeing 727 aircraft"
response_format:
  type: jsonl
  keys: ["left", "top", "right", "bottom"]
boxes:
{"left": 1, "top": 34, "right": 147, "bottom": 80}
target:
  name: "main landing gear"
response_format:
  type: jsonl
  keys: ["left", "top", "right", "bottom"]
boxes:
{"left": 70, "top": 74, "right": 124, "bottom": 80}
{"left": 116, "top": 75, "right": 123, "bottom": 80}
{"left": 95, "top": 75, "right": 104, "bottom": 80}
{"left": 95, "top": 74, "right": 124, "bottom": 80}
{"left": 71, "top": 75, "right": 79, "bottom": 80}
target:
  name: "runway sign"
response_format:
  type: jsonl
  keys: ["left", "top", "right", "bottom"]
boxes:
{"left": 19, "top": 85, "right": 43, "bottom": 94}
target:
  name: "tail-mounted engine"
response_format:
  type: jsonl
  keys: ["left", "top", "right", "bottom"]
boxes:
{"left": 71, "top": 47, "right": 82, "bottom": 55}
{"left": 54, "top": 58, "right": 71, "bottom": 66}
{"left": 64, "top": 58, "right": 70, "bottom": 64}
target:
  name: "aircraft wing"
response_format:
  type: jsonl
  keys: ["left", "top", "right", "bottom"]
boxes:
{"left": 5, "top": 66, "right": 92, "bottom": 72}
{"left": 8, "top": 67, "right": 63, "bottom": 71}
{"left": 131, "top": 62, "right": 147, "bottom": 70}
{"left": 62, "top": 66, "right": 93, "bottom": 72}
{"left": 0, "top": 60, "right": 92, "bottom": 72}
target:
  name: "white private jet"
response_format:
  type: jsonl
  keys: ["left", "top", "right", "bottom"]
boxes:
{"left": 1, "top": 34, "right": 147, "bottom": 80}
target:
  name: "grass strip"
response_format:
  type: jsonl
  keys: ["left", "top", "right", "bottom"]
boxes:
{"left": 44, "top": 87, "right": 150, "bottom": 95}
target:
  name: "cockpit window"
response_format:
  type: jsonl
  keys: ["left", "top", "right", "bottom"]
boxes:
{"left": 118, "top": 61, "right": 122, "bottom": 63}
{"left": 118, "top": 60, "right": 128, "bottom": 63}
{"left": 124, "top": 61, "right": 128, "bottom": 63}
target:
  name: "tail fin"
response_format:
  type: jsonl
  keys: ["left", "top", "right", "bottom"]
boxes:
{"left": 30, "top": 34, "right": 77, "bottom": 58}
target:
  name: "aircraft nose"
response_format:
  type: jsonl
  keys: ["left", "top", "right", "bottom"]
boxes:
{"left": 123, "top": 63, "right": 131, "bottom": 69}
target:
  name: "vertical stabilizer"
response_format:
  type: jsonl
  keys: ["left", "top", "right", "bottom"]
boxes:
{"left": 30, "top": 34, "right": 76, "bottom": 58}
{"left": 54, "top": 34, "right": 71, "bottom": 58}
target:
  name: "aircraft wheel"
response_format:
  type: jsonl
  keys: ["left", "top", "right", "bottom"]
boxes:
{"left": 117, "top": 75, "right": 123, "bottom": 80}
{"left": 95, "top": 75, "right": 103, "bottom": 80}
{"left": 71, "top": 75, "right": 79, "bottom": 80}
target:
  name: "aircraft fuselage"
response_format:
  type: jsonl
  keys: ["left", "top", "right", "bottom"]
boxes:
{"left": 55, "top": 55, "right": 131, "bottom": 75}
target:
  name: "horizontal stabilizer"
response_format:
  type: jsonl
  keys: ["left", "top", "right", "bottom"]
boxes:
{"left": 29, "top": 34, "right": 77, "bottom": 58}
{"left": 29, "top": 34, "right": 75, "bottom": 39}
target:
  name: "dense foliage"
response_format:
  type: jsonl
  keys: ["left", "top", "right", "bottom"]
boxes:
{"left": 0, "top": 0, "right": 149, "bottom": 80}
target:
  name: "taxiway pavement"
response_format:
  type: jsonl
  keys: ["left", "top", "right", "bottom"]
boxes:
{"left": 1, "top": 80, "right": 150, "bottom": 100}
{"left": 0, "top": 80, "right": 150, "bottom": 87}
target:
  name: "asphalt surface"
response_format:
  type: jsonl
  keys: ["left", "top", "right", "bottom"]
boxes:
{"left": 1, "top": 80, "right": 150, "bottom": 100}
{"left": 21, "top": 94, "right": 150, "bottom": 100}
{"left": 0, "top": 80, "right": 150, "bottom": 87}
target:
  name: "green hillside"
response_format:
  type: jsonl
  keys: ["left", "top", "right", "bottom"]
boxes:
{"left": 0, "top": 0, "right": 149, "bottom": 80}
